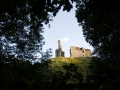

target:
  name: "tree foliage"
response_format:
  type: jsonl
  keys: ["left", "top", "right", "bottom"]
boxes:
{"left": 0, "top": 0, "right": 73, "bottom": 60}
{"left": 0, "top": 58, "right": 85, "bottom": 90}
{"left": 75, "top": 0, "right": 120, "bottom": 60}
{"left": 75, "top": 0, "right": 120, "bottom": 89}
{"left": 2, "top": 0, "right": 120, "bottom": 89}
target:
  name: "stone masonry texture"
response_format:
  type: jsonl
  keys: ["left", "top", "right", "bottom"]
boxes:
{"left": 70, "top": 46, "right": 92, "bottom": 57}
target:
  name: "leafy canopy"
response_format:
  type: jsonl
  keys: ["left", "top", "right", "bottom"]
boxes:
{"left": 75, "top": 0, "right": 120, "bottom": 60}
{"left": 0, "top": 0, "right": 74, "bottom": 60}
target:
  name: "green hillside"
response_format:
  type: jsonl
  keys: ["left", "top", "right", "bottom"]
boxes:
{"left": 45, "top": 57, "right": 92, "bottom": 80}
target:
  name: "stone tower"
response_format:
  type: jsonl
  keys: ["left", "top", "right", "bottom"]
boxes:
{"left": 55, "top": 40, "right": 65, "bottom": 57}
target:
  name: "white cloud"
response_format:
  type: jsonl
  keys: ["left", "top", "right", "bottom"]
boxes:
{"left": 62, "top": 37, "right": 70, "bottom": 42}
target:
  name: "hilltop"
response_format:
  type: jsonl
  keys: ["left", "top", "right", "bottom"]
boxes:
{"left": 44, "top": 57, "right": 92, "bottom": 80}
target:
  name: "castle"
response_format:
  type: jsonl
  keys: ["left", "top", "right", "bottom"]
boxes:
{"left": 55, "top": 40, "right": 92, "bottom": 57}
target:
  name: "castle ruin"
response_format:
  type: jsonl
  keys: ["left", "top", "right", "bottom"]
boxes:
{"left": 55, "top": 40, "right": 65, "bottom": 57}
{"left": 70, "top": 46, "right": 92, "bottom": 57}
{"left": 55, "top": 40, "right": 92, "bottom": 57}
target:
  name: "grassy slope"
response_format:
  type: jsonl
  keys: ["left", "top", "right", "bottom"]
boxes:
{"left": 47, "top": 57, "right": 92, "bottom": 79}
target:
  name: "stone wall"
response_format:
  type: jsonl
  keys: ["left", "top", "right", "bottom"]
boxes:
{"left": 55, "top": 40, "right": 65, "bottom": 57}
{"left": 70, "top": 46, "right": 91, "bottom": 57}
{"left": 55, "top": 49, "right": 65, "bottom": 57}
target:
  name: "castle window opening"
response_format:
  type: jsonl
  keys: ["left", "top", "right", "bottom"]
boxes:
{"left": 83, "top": 50, "right": 84, "bottom": 53}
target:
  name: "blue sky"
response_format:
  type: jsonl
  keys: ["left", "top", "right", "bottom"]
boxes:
{"left": 42, "top": 5, "right": 93, "bottom": 58}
